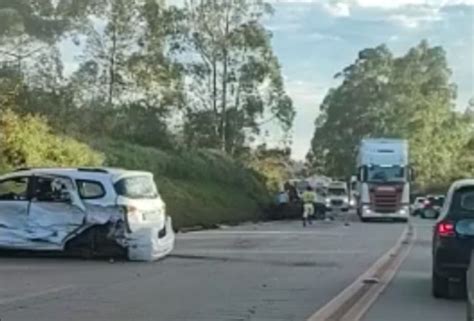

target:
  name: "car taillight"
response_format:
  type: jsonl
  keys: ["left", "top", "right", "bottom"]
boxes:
{"left": 436, "top": 221, "right": 455, "bottom": 237}
{"left": 122, "top": 205, "right": 140, "bottom": 232}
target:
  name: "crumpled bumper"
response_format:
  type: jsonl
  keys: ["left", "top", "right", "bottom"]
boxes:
{"left": 126, "top": 216, "right": 175, "bottom": 262}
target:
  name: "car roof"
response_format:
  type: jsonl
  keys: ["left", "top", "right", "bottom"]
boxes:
{"left": 449, "top": 179, "right": 474, "bottom": 191}
{"left": 1, "top": 167, "right": 153, "bottom": 183}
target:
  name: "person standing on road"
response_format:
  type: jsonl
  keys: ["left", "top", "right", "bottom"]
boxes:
{"left": 302, "top": 186, "right": 316, "bottom": 227}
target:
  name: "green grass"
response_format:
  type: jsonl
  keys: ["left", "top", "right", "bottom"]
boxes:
{"left": 94, "top": 139, "right": 271, "bottom": 229}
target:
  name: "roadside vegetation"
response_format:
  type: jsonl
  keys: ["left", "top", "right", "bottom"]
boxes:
{"left": 309, "top": 41, "right": 474, "bottom": 191}
{"left": 0, "top": 0, "right": 293, "bottom": 228}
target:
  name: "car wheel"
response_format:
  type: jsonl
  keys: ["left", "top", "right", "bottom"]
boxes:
{"left": 432, "top": 270, "right": 450, "bottom": 299}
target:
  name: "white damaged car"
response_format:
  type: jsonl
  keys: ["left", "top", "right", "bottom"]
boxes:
{"left": 0, "top": 167, "right": 175, "bottom": 261}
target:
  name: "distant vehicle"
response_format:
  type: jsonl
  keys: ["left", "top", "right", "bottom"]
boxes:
{"left": 0, "top": 167, "right": 175, "bottom": 261}
{"left": 356, "top": 139, "right": 412, "bottom": 222}
{"left": 420, "top": 195, "right": 445, "bottom": 219}
{"left": 432, "top": 179, "right": 474, "bottom": 298}
{"left": 326, "top": 181, "right": 349, "bottom": 212}
{"left": 411, "top": 196, "right": 427, "bottom": 216}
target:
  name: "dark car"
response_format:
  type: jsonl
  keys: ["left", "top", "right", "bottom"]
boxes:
{"left": 432, "top": 180, "right": 474, "bottom": 298}
{"left": 421, "top": 195, "right": 445, "bottom": 219}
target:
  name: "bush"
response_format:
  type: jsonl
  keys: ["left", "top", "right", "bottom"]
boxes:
{"left": 94, "top": 139, "right": 271, "bottom": 228}
{"left": 0, "top": 110, "right": 104, "bottom": 170}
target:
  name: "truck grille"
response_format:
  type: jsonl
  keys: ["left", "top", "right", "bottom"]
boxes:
{"left": 370, "top": 187, "right": 401, "bottom": 213}
{"left": 331, "top": 200, "right": 343, "bottom": 207}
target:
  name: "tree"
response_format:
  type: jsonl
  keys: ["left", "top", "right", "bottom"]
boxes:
{"left": 168, "top": 0, "right": 295, "bottom": 153}
{"left": 309, "top": 40, "right": 472, "bottom": 188}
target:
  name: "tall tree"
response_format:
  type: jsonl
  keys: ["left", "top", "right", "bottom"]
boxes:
{"left": 309, "top": 40, "right": 472, "bottom": 188}
{"left": 168, "top": 0, "right": 295, "bottom": 153}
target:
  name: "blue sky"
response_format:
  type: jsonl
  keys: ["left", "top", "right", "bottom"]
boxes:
{"left": 265, "top": 0, "right": 474, "bottom": 159}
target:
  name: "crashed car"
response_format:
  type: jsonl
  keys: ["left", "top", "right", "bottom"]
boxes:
{"left": 0, "top": 167, "right": 174, "bottom": 261}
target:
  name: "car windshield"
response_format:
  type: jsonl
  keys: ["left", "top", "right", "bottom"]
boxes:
{"left": 114, "top": 176, "right": 158, "bottom": 199}
{"left": 328, "top": 188, "right": 346, "bottom": 196}
{"left": 367, "top": 166, "right": 405, "bottom": 182}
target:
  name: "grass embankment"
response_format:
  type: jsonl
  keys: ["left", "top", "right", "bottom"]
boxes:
{"left": 96, "top": 140, "right": 271, "bottom": 229}
{"left": 0, "top": 110, "right": 270, "bottom": 229}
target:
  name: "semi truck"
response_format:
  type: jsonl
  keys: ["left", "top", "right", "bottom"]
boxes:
{"left": 356, "top": 139, "right": 411, "bottom": 222}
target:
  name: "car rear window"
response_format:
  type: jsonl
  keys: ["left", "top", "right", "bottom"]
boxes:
{"left": 114, "top": 175, "right": 158, "bottom": 199}
{"left": 77, "top": 180, "right": 105, "bottom": 199}
{"left": 450, "top": 186, "right": 474, "bottom": 216}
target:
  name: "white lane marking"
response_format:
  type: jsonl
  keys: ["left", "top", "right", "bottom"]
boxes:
{"left": 179, "top": 231, "right": 343, "bottom": 237}
{"left": 307, "top": 225, "right": 413, "bottom": 321}
{"left": 173, "top": 249, "right": 365, "bottom": 255}
{"left": 0, "top": 285, "right": 74, "bottom": 306}
{"left": 344, "top": 227, "right": 417, "bottom": 321}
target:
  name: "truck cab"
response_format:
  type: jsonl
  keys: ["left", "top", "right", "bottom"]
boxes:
{"left": 356, "top": 139, "right": 411, "bottom": 222}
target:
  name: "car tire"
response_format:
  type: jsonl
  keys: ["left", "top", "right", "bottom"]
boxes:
{"left": 432, "top": 269, "right": 450, "bottom": 299}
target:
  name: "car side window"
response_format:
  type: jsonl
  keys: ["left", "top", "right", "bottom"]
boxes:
{"left": 77, "top": 180, "right": 105, "bottom": 199}
{"left": 0, "top": 177, "right": 29, "bottom": 201}
{"left": 32, "top": 177, "right": 71, "bottom": 203}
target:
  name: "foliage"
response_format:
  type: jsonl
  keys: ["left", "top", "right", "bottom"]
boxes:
{"left": 238, "top": 144, "right": 293, "bottom": 192}
{"left": 0, "top": 110, "right": 104, "bottom": 170}
{"left": 95, "top": 139, "right": 270, "bottom": 228}
{"left": 168, "top": 0, "right": 295, "bottom": 153}
{"left": 309, "top": 40, "right": 473, "bottom": 189}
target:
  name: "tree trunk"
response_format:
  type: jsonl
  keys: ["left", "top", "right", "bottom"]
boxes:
{"left": 212, "top": 58, "right": 220, "bottom": 142}
{"left": 220, "top": 6, "right": 230, "bottom": 152}
{"left": 108, "top": 18, "right": 117, "bottom": 106}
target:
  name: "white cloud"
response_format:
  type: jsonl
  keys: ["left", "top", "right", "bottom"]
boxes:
{"left": 323, "top": 2, "right": 351, "bottom": 16}
{"left": 270, "top": 0, "right": 474, "bottom": 7}
{"left": 389, "top": 11, "right": 442, "bottom": 28}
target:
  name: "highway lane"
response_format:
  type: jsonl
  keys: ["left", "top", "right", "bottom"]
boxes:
{"left": 362, "top": 217, "right": 465, "bottom": 321}
{"left": 0, "top": 218, "right": 405, "bottom": 321}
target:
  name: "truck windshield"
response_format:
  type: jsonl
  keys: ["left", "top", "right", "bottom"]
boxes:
{"left": 367, "top": 166, "right": 405, "bottom": 182}
{"left": 328, "top": 188, "right": 346, "bottom": 196}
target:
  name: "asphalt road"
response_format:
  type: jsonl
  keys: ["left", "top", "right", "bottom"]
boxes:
{"left": 0, "top": 217, "right": 405, "bottom": 321}
{"left": 362, "top": 217, "right": 465, "bottom": 321}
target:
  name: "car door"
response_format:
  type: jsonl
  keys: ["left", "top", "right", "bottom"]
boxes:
{"left": 0, "top": 176, "right": 32, "bottom": 247}
{"left": 27, "top": 175, "right": 86, "bottom": 246}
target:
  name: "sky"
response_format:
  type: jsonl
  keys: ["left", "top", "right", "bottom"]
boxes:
{"left": 265, "top": 0, "right": 474, "bottom": 160}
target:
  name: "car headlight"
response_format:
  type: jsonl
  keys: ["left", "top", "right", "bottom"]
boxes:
{"left": 399, "top": 206, "right": 409, "bottom": 216}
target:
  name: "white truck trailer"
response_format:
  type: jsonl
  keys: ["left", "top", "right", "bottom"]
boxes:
{"left": 356, "top": 139, "right": 411, "bottom": 222}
